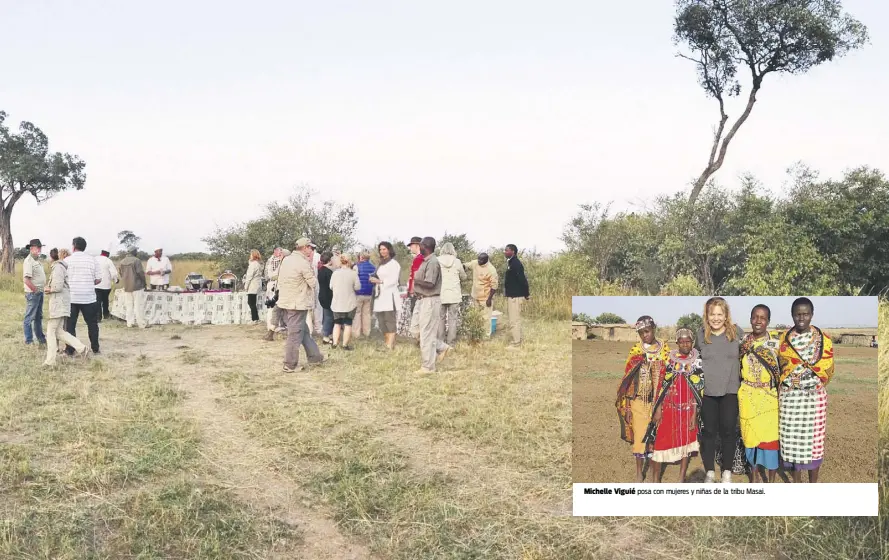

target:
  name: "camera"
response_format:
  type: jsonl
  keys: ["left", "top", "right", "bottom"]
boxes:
{"left": 265, "top": 289, "right": 279, "bottom": 308}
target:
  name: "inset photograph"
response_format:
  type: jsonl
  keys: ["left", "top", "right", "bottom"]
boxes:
{"left": 572, "top": 296, "right": 878, "bottom": 484}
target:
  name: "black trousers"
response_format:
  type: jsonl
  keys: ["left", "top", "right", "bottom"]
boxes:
{"left": 66, "top": 302, "right": 100, "bottom": 354}
{"left": 247, "top": 294, "right": 259, "bottom": 321}
{"left": 95, "top": 288, "right": 112, "bottom": 320}
{"left": 700, "top": 393, "right": 739, "bottom": 472}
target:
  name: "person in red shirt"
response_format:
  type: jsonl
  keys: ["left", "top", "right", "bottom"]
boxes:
{"left": 406, "top": 236, "right": 424, "bottom": 340}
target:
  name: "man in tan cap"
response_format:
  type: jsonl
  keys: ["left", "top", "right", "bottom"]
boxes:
{"left": 275, "top": 238, "right": 324, "bottom": 371}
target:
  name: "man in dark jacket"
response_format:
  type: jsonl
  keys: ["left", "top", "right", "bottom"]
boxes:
{"left": 503, "top": 244, "right": 530, "bottom": 347}
{"left": 118, "top": 247, "right": 149, "bottom": 328}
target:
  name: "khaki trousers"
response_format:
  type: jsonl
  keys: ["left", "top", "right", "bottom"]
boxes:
{"left": 439, "top": 303, "right": 459, "bottom": 344}
{"left": 45, "top": 317, "right": 85, "bottom": 366}
{"left": 124, "top": 289, "right": 148, "bottom": 328}
{"left": 354, "top": 295, "right": 373, "bottom": 336}
{"left": 507, "top": 297, "right": 523, "bottom": 344}
{"left": 473, "top": 299, "right": 493, "bottom": 337}
{"left": 410, "top": 296, "right": 420, "bottom": 338}
{"left": 283, "top": 309, "right": 323, "bottom": 369}
{"left": 417, "top": 296, "right": 448, "bottom": 371}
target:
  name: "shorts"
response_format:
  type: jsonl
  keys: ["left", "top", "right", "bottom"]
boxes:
{"left": 333, "top": 310, "right": 355, "bottom": 325}
{"left": 376, "top": 310, "right": 396, "bottom": 333}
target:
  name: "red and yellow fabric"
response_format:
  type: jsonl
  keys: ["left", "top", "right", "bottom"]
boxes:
{"left": 616, "top": 341, "right": 670, "bottom": 455}
{"left": 777, "top": 327, "right": 835, "bottom": 387}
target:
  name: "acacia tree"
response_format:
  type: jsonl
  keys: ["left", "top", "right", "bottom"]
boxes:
{"left": 118, "top": 230, "right": 141, "bottom": 251}
{"left": 674, "top": 0, "right": 868, "bottom": 206}
{"left": 0, "top": 111, "right": 86, "bottom": 272}
{"left": 203, "top": 187, "right": 358, "bottom": 277}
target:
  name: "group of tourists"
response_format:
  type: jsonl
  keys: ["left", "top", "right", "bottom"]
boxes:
{"left": 21, "top": 237, "right": 125, "bottom": 367}
{"left": 616, "top": 296, "right": 835, "bottom": 483}
{"left": 260, "top": 236, "right": 531, "bottom": 374}
{"left": 22, "top": 234, "right": 531, "bottom": 377}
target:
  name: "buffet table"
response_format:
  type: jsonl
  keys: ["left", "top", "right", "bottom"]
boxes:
{"left": 110, "top": 290, "right": 267, "bottom": 326}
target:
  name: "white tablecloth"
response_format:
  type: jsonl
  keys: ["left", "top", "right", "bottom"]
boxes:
{"left": 111, "top": 290, "right": 267, "bottom": 325}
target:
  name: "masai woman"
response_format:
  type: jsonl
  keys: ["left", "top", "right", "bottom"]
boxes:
{"left": 648, "top": 328, "right": 704, "bottom": 483}
{"left": 738, "top": 304, "right": 781, "bottom": 483}
{"left": 777, "top": 297, "right": 834, "bottom": 483}
{"left": 616, "top": 316, "right": 669, "bottom": 482}
{"left": 695, "top": 297, "right": 744, "bottom": 483}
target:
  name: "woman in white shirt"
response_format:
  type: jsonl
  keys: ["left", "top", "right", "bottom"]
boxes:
{"left": 370, "top": 241, "right": 402, "bottom": 350}
{"left": 43, "top": 248, "right": 88, "bottom": 366}
{"left": 243, "top": 249, "right": 264, "bottom": 324}
{"left": 330, "top": 253, "right": 361, "bottom": 350}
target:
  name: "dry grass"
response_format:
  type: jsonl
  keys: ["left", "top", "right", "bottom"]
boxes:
{"left": 0, "top": 266, "right": 886, "bottom": 559}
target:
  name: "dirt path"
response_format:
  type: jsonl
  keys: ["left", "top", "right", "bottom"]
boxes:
{"left": 194, "top": 326, "right": 571, "bottom": 517}
{"left": 104, "top": 324, "right": 376, "bottom": 560}
{"left": 108, "top": 322, "right": 571, "bottom": 521}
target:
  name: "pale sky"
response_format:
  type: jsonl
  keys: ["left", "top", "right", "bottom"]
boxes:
{"left": 3, "top": 0, "right": 887, "bottom": 255}
{"left": 573, "top": 296, "right": 879, "bottom": 328}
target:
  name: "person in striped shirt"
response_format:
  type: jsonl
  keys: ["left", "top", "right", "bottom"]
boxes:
{"left": 64, "top": 236, "right": 103, "bottom": 356}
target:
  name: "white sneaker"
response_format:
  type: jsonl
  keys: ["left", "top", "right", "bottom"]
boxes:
{"left": 705, "top": 470, "right": 715, "bottom": 483}
{"left": 721, "top": 470, "right": 732, "bottom": 484}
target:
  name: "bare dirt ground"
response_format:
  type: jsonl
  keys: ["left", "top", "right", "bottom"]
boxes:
{"left": 572, "top": 340, "right": 878, "bottom": 483}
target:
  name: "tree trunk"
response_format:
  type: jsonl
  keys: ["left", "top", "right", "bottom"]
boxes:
{"left": 687, "top": 85, "right": 761, "bottom": 208}
{"left": 0, "top": 207, "right": 14, "bottom": 274}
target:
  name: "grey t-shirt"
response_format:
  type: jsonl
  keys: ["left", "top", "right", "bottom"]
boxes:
{"left": 413, "top": 254, "right": 442, "bottom": 297}
{"left": 695, "top": 325, "right": 745, "bottom": 396}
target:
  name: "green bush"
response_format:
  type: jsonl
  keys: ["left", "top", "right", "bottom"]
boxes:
{"left": 677, "top": 313, "right": 704, "bottom": 335}
{"left": 593, "top": 312, "right": 625, "bottom": 324}
{"left": 458, "top": 304, "right": 488, "bottom": 344}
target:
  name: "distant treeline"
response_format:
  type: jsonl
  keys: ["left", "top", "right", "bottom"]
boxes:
{"left": 563, "top": 166, "right": 889, "bottom": 297}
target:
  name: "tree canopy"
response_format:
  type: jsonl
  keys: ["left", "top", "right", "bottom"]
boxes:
{"left": 674, "top": 0, "right": 868, "bottom": 206}
{"left": 593, "top": 312, "right": 626, "bottom": 324}
{"left": 0, "top": 111, "right": 86, "bottom": 272}
{"left": 563, "top": 167, "right": 889, "bottom": 296}
{"left": 202, "top": 187, "right": 358, "bottom": 277}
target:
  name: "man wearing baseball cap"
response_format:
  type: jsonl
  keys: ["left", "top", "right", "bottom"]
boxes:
{"left": 275, "top": 237, "right": 324, "bottom": 371}
{"left": 22, "top": 238, "right": 47, "bottom": 346}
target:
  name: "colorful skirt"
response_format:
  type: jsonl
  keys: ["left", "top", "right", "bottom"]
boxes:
{"left": 745, "top": 447, "right": 779, "bottom": 470}
{"left": 778, "top": 376, "right": 827, "bottom": 470}
{"left": 630, "top": 399, "right": 653, "bottom": 458}
{"left": 651, "top": 401, "right": 699, "bottom": 463}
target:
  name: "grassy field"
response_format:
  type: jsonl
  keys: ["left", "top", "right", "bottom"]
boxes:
{"left": 0, "top": 262, "right": 886, "bottom": 558}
